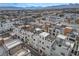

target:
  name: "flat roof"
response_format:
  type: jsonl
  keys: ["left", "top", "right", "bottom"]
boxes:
{"left": 35, "top": 28, "right": 42, "bottom": 31}
{"left": 13, "top": 49, "right": 30, "bottom": 56}
{"left": 39, "top": 32, "right": 49, "bottom": 37}
{"left": 0, "top": 37, "right": 2, "bottom": 40}
{"left": 4, "top": 40, "right": 22, "bottom": 50}
{"left": 10, "top": 32, "right": 16, "bottom": 36}
{"left": 57, "top": 23, "right": 62, "bottom": 26}
{"left": 3, "top": 37, "right": 10, "bottom": 41}
{"left": 65, "top": 27, "right": 72, "bottom": 29}
{"left": 1, "top": 33, "right": 11, "bottom": 38}
{"left": 73, "top": 32, "right": 78, "bottom": 35}
{"left": 57, "top": 34, "right": 67, "bottom": 40}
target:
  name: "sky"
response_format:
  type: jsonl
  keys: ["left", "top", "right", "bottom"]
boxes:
{"left": 0, "top": 0, "right": 78, "bottom": 7}
{"left": 0, "top": 0, "right": 78, "bottom": 3}
{"left": 16, "top": 3, "right": 65, "bottom": 7}
{"left": 0, "top": 3, "right": 68, "bottom": 7}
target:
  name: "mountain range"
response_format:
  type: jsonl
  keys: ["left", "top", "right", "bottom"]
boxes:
{"left": 0, "top": 3, "right": 79, "bottom": 10}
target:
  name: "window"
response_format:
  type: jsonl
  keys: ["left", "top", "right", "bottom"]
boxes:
{"left": 53, "top": 33, "right": 55, "bottom": 36}
{"left": 59, "top": 45, "right": 62, "bottom": 47}
{"left": 18, "top": 36, "right": 20, "bottom": 39}
{"left": 40, "top": 41, "right": 41, "bottom": 43}
{"left": 25, "top": 37, "right": 27, "bottom": 39}
{"left": 61, "top": 52, "right": 65, "bottom": 56}
{"left": 47, "top": 46, "right": 49, "bottom": 48}
{"left": 21, "top": 38, "right": 24, "bottom": 42}
{"left": 57, "top": 31, "right": 59, "bottom": 33}
{"left": 42, "top": 42, "right": 44, "bottom": 44}
{"left": 42, "top": 47, "right": 45, "bottom": 50}
{"left": 69, "top": 38, "right": 75, "bottom": 42}
{"left": 33, "top": 39, "right": 35, "bottom": 41}
{"left": 50, "top": 53, "right": 53, "bottom": 55}
{"left": 53, "top": 30, "right": 55, "bottom": 32}
{"left": 71, "top": 50, "right": 74, "bottom": 53}
{"left": 40, "top": 36, "right": 41, "bottom": 38}
{"left": 42, "top": 37, "right": 44, "bottom": 40}
{"left": 74, "top": 51, "right": 77, "bottom": 55}
{"left": 52, "top": 47, "right": 55, "bottom": 50}
{"left": 40, "top": 50, "right": 42, "bottom": 53}
{"left": 71, "top": 34, "right": 75, "bottom": 38}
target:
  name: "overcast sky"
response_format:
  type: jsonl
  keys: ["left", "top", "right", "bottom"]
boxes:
{"left": 0, "top": 0, "right": 78, "bottom": 3}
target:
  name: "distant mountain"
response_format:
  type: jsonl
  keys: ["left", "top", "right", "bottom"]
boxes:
{"left": 0, "top": 3, "right": 79, "bottom": 10}
{"left": 0, "top": 3, "right": 43, "bottom": 10}
{"left": 0, "top": 3, "right": 65, "bottom": 8}
{"left": 0, "top": 7, "right": 25, "bottom": 10}
{"left": 44, "top": 4, "right": 79, "bottom": 9}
